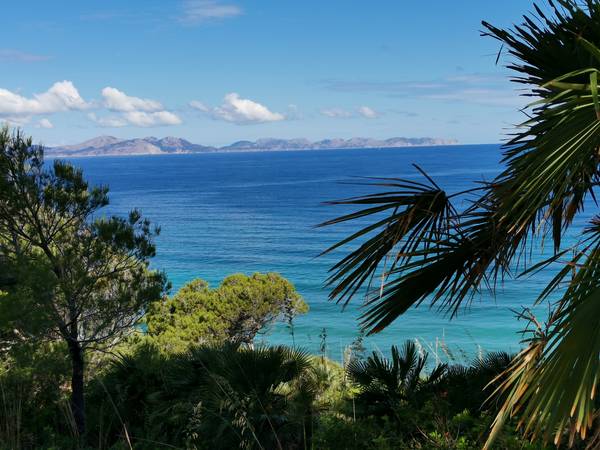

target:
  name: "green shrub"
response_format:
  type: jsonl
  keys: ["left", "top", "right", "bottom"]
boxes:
{"left": 0, "top": 343, "right": 71, "bottom": 449}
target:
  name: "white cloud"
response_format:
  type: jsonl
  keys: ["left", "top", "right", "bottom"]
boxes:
{"left": 321, "top": 106, "right": 381, "bottom": 119}
{"left": 123, "top": 111, "right": 182, "bottom": 127}
{"left": 189, "top": 100, "right": 209, "bottom": 112}
{"left": 194, "top": 93, "right": 285, "bottom": 124}
{"left": 91, "top": 88, "right": 182, "bottom": 127}
{"left": 0, "top": 82, "right": 182, "bottom": 129}
{"left": 358, "top": 106, "right": 378, "bottom": 118}
{"left": 0, "top": 81, "right": 89, "bottom": 116}
{"left": 89, "top": 111, "right": 181, "bottom": 128}
{"left": 88, "top": 112, "right": 128, "bottom": 128}
{"left": 180, "top": 0, "right": 242, "bottom": 24}
{"left": 35, "top": 118, "right": 54, "bottom": 129}
{"left": 320, "top": 108, "right": 352, "bottom": 118}
{"left": 101, "top": 87, "right": 163, "bottom": 112}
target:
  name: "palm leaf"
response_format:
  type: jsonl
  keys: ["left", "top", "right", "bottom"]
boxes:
{"left": 319, "top": 170, "right": 458, "bottom": 303}
{"left": 487, "top": 247, "right": 600, "bottom": 447}
{"left": 325, "top": 1, "right": 600, "bottom": 446}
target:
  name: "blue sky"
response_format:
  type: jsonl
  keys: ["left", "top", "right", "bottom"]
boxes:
{"left": 0, "top": 1, "right": 545, "bottom": 146}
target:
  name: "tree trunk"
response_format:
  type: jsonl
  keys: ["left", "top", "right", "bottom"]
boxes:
{"left": 68, "top": 339, "right": 86, "bottom": 437}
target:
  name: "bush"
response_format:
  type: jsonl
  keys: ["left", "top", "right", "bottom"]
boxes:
{"left": 87, "top": 343, "right": 317, "bottom": 449}
{"left": 0, "top": 343, "right": 71, "bottom": 449}
{"left": 0, "top": 339, "right": 560, "bottom": 449}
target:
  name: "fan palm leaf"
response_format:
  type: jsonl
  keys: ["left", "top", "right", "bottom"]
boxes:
{"left": 183, "top": 345, "right": 314, "bottom": 449}
{"left": 346, "top": 340, "right": 447, "bottom": 418}
{"left": 319, "top": 171, "right": 458, "bottom": 304}
{"left": 324, "top": 0, "right": 600, "bottom": 445}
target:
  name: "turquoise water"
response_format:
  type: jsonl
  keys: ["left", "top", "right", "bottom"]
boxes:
{"left": 67, "top": 144, "right": 578, "bottom": 362}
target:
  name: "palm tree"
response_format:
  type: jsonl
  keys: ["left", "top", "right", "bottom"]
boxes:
{"left": 443, "top": 352, "right": 514, "bottom": 416}
{"left": 93, "top": 344, "right": 315, "bottom": 449}
{"left": 182, "top": 345, "right": 315, "bottom": 450}
{"left": 347, "top": 340, "right": 446, "bottom": 419}
{"left": 322, "top": 1, "right": 600, "bottom": 446}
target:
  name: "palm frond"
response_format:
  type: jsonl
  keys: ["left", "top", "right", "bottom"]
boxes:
{"left": 319, "top": 170, "right": 458, "bottom": 306}
{"left": 324, "top": 1, "right": 600, "bottom": 446}
{"left": 320, "top": 169, "right": 514, "bottom": 333}
{"left": 487, "top": 245, "right": 600, "bottom": 448}
{"left": 346, "top": 340, "right": 447, "bottom": 418}
{"left": 477, "top": 4, "right": 600, "bottom": 445}
{"left": 483, "top": 2, "right": 600, "bottom": 253}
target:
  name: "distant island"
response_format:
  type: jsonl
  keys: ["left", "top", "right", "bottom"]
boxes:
{"left": 46, "top": 135, "right": 459, "bottom": 157}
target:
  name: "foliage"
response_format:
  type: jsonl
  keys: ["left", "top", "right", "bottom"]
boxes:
{"left": 87, "top": 343, "right": 316, "bottom": 450}
{"left": 0, "top": 334, "right": 557, "bottom": 449}
{"left": 312, "top": 412, "right": 547, "bottom": 450}
{"left": 309, "top": 355, "right": 348, "bottom": 410}
{"left": 321, "top": 1, "right": 600, "bottom": 445}
{"left": 441, "top": 351, "right": 514, "bottom": 416}
{"left": 0, "top": 127, "right": 166, "bottom": 435}
{"left": 312, "top": 414, "right": 407, "bottom": 450}
{"left": 312, "top": 344, "right": 545, "bottom": 450}
{"left": 144, "top": 273, "right": 308, "bottom": 351}
{"left": 0, "top": 342, "right": 71, "bottom": 449}
{"left": 346, "top": 341, "right": 446, "bottom": 419}
{"left": 183, "top": 345, "right": 314, "bottom": 450}
{"left": 8, "top": 1, "right": 600, "bottom": 444}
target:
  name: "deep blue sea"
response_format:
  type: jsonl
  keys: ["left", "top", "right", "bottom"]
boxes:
{"left": 66, "top": 144, "right": 577, "bottom": 363}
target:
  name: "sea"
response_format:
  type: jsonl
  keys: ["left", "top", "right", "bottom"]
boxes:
{"left": 66, "top": 144, "right": 580, "bottom": 363}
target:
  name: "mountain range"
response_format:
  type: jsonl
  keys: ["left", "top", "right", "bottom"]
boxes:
{"left": 47, "top": 136, "right": 458, "bottom": 157}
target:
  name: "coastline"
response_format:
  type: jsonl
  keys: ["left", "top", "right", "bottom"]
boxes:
{"left": 45, "top": 142, "right": 489, "bottom": 159}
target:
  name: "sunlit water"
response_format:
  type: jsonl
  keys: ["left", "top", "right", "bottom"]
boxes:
{"left": 64, "top": 145, "right": 587, "bottom": 363}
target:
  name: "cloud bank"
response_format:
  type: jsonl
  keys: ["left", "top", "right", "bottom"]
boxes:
{"left": 0, "top": 82, "right": 182, "bottom": 128}
{"left": 0, "top": 81, "right": 384, "bottom": 132}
